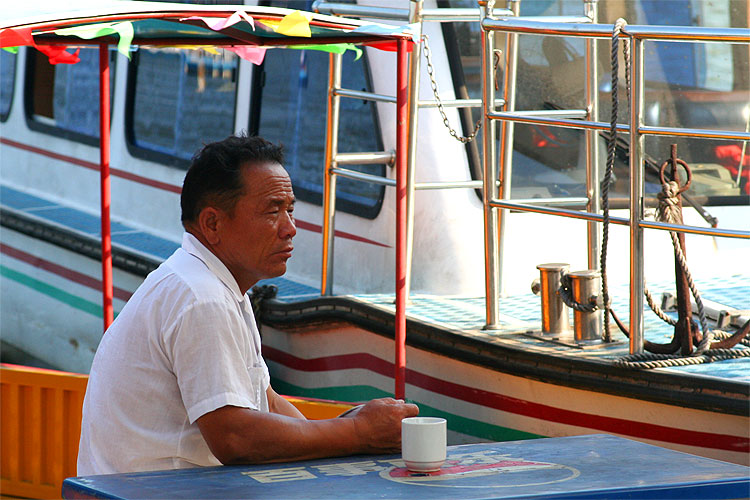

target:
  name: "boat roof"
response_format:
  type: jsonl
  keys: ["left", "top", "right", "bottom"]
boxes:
{"left": 0, "top": 0, "right": 415, "bottom": 49}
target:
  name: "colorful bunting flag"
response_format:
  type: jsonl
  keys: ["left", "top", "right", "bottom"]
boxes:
{"left": 37, "top": 45, "right": 81, "bottom": 64}
{"left": 362, "top": 40, "right": 414, "bottom": 52}
{"left": 53, "top": 22, "right": 134, "bottom": 59}
{"left": 169, "top": 45, "right": 221, "bottom": 55}
{"left": 287, "top": 43, "right": 362, "bottom": 60}
{"left": 275, "top": 10, "right": 312, "bottom": 37}
{"left": 351, "top": 22, "right": 420, "bottom": 42}
{"left": 226, "top": 45, "right": 266, "bottom": 65}
{"left": 0, "top": 27, "right": 34, "bottom": 48}
{"left": 0, "top": 26, "right": 80, "bottom": 64}
{"left": 182, "top": 11, "right": 255, "bottom": 32}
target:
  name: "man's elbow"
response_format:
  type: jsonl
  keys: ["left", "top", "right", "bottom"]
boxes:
{"left": 207, "top": 433, "right": 267, "bottom": 465}
{"left": 196, "top": 406, "right": 271, "bottom": 465}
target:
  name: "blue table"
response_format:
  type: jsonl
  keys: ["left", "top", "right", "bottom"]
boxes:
{"left": 62, "top": 434, "right": 749, "bottom": 499}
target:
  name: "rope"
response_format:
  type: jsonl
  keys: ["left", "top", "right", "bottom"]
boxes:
{"left": 654, "top": 180, "right": 713, "bottom": 352}
{"left": 601, "top": 19, "right": 738, "bottom": 365}
{"left": 615, "top": 347, "right": 750, "bottom": 369}
{"left": 558, "top": 273, "right": 598, "bottom": 313}
{"left": 644, "top": 288, "right": 676, "bottom": 326}
{"left": 600, "top": 19, "right": 628, "bottom": 343}
{"left": 713, "top": 329, "right": 750, "bottom": 348}
{"left": 249, "top": 284, "right": 278, "bottom": 334}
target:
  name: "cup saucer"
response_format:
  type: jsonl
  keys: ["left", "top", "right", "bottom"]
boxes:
{"left": 404, "top": 460, "right": 445, "bottom": 473}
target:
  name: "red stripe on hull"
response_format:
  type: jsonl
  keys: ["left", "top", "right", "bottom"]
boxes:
{"left": 1, "top": 138, "right": 390, "bottom": 248}
{"left": 1, "top": 137, "right": 182, "bottom": 194}
{"left": 262, "top": 345, "right": 749, "bottom": 453}
{"left": 293, "top": 220, "right": 390, "bottom": 248}
{"left": 1, "top": 242, "right": 132, "bottom": 302}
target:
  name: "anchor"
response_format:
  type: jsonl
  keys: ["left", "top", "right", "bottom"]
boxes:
{"left": 658, "top": 145, "right": 696, "bottom": 356}
{"left": 610, "top": 145, "right": 749, "bottom": 355}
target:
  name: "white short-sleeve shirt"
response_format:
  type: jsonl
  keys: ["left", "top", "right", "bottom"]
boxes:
{"left": 77, "top": 233, "right": 270, "bottom": 475}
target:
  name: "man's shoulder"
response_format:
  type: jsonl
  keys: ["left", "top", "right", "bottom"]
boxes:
{"left": 163, "top": 248, "right": 236, "bottom": 304}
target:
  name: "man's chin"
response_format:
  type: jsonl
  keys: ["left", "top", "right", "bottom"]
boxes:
{"left": 263, "top": 264, "right": 288, "bottom": 280}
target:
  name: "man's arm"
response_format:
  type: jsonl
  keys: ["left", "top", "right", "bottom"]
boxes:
{"left": 266, "top": 386, "right": 306, "bottom": 419}
{"left": 196, "top": 398, "right": 418, "bottom": 465}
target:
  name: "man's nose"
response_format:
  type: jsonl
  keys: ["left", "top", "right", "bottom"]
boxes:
{"left": 280, "top": 211, "right": 296, "bottom": 239}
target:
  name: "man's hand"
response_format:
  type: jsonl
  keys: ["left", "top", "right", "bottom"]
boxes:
{"left": 351, "top": 398, "right": 419, "bottom": 454}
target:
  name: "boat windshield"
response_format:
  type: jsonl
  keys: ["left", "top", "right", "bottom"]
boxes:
{"left": 441, "top": 0, "right": 750, "bottom": 205}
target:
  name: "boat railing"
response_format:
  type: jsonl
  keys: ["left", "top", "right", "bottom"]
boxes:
{"left": 480, "top": 3, "right": 750, "bottom": 353}
{"left": 314, "top": 1, "right": 519, "bottom": 298}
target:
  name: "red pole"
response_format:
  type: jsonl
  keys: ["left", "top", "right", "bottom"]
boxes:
{"left": 394, "top": 38, "right": 408, "bottom": 400}
{"left": 99, "top": 43, "right": 114, "bottom": 331}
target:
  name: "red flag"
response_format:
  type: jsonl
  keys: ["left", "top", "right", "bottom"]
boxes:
{"left": 362, "top": 39, "right": 414, "bottom": 52}
{"left": 0, "top": 26, "right": 81, "bottom": 64}
{"left": 0, "top": 27, "right": 34, "bottom": 48}
{"left": 37, "top": 45, "right": 81, "bottom": 65}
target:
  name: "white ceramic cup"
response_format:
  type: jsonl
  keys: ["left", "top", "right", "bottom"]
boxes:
{"left": 401, "top": 417, "right": 447, "bottom": 472}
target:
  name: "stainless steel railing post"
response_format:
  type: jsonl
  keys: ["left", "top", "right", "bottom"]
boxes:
{"left": 482, "top": 1, "right": 500, "bottom": 329}
{"left": 496, "top": 0, "right": 521, "bottom": 297}
{"left": 584, "top": 0, "right": 600, "bottom": 270}
{"left": 321, "top": 52, "right": 343, "bottom": 296}
{"left": 628, "top": 37, "right": 645, "bottom": 354}
{"left": 405, "top": 0, "right": 423, "bottom": 302}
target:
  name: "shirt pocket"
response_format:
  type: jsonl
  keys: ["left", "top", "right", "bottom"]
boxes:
{"left": 246, "top": 365, "right": 269, "bottom": 411}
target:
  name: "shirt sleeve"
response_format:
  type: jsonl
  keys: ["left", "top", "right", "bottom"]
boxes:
{"left": 166, "top": 299, "right": 266, "bottom": 424}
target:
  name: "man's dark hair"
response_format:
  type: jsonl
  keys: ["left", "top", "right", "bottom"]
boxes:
{"left": 181, "top": 135, "right": 284, "bottom": 227}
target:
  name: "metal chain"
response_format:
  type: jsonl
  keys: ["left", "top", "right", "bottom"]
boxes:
{"left": 421, "top": 33, "right": 482, "bottom": 144}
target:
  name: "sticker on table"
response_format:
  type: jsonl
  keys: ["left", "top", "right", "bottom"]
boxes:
{"left": 380, "top": 450, "right": 580, "bottom": 488}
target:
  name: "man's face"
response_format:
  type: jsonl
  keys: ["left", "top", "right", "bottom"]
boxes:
{"left": 217, "top": 162, "right": 296, "bottom": 290}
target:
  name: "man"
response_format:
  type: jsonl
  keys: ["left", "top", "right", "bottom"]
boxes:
{"left": 77, "top": 135, "right": 418, "bottom": 475}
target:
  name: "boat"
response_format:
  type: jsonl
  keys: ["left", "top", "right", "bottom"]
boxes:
{"left": 1, "top": 1, "right": 748, "bottom": 491}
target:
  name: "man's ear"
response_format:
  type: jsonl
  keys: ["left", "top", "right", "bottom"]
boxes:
{"left": 197, "top": 207, "right": 223, "bottom": 245}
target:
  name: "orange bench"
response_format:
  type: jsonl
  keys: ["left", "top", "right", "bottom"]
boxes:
{"left": 0, "top": 363, "right": 353, "bottom": 499}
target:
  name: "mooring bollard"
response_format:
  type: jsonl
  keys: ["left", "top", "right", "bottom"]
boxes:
{"left": 568, "top": 270, "right": 602, "bottom": 342}
{"left": 536, "top": 263, "right": 570, "bottom": 336}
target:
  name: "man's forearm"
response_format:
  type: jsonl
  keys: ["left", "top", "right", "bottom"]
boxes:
{"left": 196, "top": 398, "right": 418, "bottom": 465}
{"left": 197, "top": 406, "right": 362, "bottom": 464}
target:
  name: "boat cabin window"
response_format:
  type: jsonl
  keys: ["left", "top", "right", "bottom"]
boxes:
{"left": 126, "top": 49, "right": 239, "bottom": 167}
{"left": 0, "top": 50, "right": 16, "bottom": 122}
{"left": 442, "top": 0, "right": 749, "bottom": 201}
{"left": 252, "top": 0, "right": 384, "bottom": 219}
{"left": 24, "top": 47, "right": 116, "bottom": 144}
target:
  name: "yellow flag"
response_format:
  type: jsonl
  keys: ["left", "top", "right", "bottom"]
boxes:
{"left": 276, "top": 10, "right": 312, "bottom": 37}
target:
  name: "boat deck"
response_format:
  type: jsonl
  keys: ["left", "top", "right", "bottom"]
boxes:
{"left": 2, "top": 183, "right": 748, "bottom": 383}
{"left": 258, "top": 274, "right": 750, "bottom": 383}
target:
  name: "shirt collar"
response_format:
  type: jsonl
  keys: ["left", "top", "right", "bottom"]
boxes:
{"left": 182, "top": 232, "right": 246, "bottom": 303}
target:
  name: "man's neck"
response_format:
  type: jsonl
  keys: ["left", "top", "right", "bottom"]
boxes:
{"left": 185, "top": 228, "right": 253, "bottom": 295}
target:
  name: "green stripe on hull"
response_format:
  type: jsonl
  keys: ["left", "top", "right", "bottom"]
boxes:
{"left": 272, "top": 378, "right": 543, "bottom": 442}
{"left": 273, "top": 379, "right": 393, "bottom": 402}
{"left": 0, "top": 265, "right": 107, "bottom": 318}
